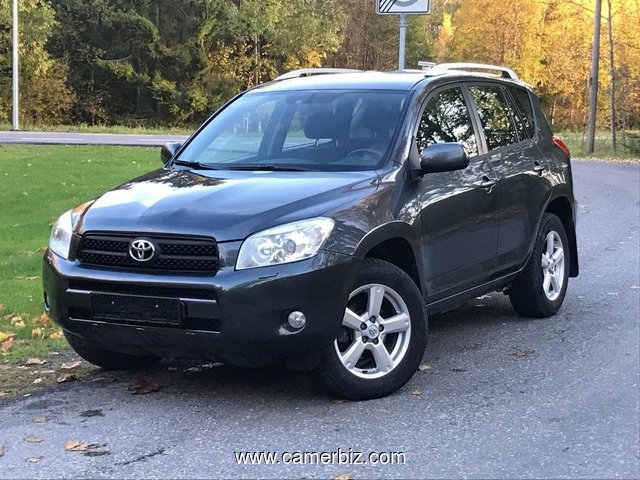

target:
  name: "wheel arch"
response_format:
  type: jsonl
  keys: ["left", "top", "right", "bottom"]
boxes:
{"left": 544, "top": 195, "right": 579, "bottom": 277}
{"left": 353, "top": 222, "right": 424, "bottom": 293}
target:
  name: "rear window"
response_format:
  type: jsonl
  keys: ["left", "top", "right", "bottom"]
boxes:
{"left": 508, "top": 87, "right": 536, "bottom": 139}
{"left": 468, "top": 85, "right": 519, "bottom": 151}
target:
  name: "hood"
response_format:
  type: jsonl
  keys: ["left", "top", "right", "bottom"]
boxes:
{"left": 78, "top": 168, "right": 378, "bottom": 241}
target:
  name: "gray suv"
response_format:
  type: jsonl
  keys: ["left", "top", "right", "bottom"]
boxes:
{"left": 44, "top": 63, "right": 578, "bottom": 400}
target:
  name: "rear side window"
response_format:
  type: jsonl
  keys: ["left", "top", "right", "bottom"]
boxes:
{"left": 416, "top": 87, "right": 478, "bottom": 157}
{"left": 508, "top": 87, "right": 536, "bottom": 139}
{"left": 468, "top": 86, "right": 518, "bottom": 151}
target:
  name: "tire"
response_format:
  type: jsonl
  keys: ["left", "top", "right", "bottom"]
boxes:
{"left": 509, "top": 213, "right": 570, "bottom": 318}
{"left": 312, "top": 258, "right": 427, "bottom": 401}
{"left": 65, "top": 332, "right": 159, "bottom": 370}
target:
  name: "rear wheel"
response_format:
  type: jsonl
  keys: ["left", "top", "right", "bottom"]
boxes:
{"left": 509, "top": 213, "right": 570, "bottom": 318}
{"left": 65, "top": 332, "right": 159, "bottom": 370}
{"left": 312, "top": 259, "right": 427, "bottom": 400}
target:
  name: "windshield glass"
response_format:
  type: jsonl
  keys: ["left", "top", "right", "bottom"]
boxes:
{"left": 177, "top": 89, "right": 408, "bottom": 171}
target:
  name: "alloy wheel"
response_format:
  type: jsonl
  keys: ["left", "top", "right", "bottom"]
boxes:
{"left": 334, "top": 283, "right": 412, "bottom": 379}
{"left": 541, "top": 230, "right": 565, "bottom": 301}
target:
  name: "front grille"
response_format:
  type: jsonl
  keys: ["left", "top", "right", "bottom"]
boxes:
{"left": 77, "top": 233, "right": 220, "bottom": 274}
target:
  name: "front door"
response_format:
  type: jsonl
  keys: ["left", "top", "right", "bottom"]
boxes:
{"left": 413, "top": 86, "right": 500, "bottom": 301}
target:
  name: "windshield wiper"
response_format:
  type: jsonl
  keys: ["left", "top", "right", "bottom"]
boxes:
{"left": 227, "top": 164, "right": 312, "bottom": 172}
{"left": 172, "top": 159, "right": 219, "bottom": 170}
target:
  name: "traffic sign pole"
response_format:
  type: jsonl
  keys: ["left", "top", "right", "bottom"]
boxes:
{"left": 398, "top": 13, "right": 407, "bottom": 70}
{"left": 376, "top": 0, "right": 430, "bottom": 71}
{"left": 12, "top": 0, "right": 19, "bottom": 131}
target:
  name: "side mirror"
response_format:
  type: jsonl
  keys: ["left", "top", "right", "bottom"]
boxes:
{"left": 161, "top": 142, "right": 182, "bottom": 164}
{"left": 419, "top": 143, "right": 469, "bottom": 174}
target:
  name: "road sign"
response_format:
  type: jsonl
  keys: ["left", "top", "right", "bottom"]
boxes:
{"left": 377, "top": 0, "right": 431, "bottom": 15}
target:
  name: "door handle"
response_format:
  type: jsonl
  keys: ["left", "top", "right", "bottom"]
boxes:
{"left": 533, "top": 162, "right": 547, "bottom": 174}
{"left": 480, "top": 177, "right": 496, "bottom": 190}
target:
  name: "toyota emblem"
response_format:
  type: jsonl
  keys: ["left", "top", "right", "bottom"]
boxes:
{"left": 129, "top": 239, "right": 156, "bottom": 262}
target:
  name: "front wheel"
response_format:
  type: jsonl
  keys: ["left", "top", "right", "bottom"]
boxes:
{"left": 312, "top": 259, "right": 427, "bottom": 400}
{"left": 509, "top": 213, "right": 570, "bottom": 318}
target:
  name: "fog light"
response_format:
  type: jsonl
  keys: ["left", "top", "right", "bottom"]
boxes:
{"left": 287, "top": 311, "right": 307, "bottom": 329}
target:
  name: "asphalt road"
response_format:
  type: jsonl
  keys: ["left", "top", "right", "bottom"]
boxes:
{"left": 0, "top": 131, "right": 188, "bottom": 147}
{"left": 1, "top": 160, "right": 639, "bottom": 479}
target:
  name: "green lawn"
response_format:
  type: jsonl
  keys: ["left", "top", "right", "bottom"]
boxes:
{"left": 0, "top": 122, "right": 194, "bottom": 135}
{"left": 556, "top": 131, "right": 640, "bottom": 160}
{"left": 0, "top": 145, "right": 157, "bottom": 360}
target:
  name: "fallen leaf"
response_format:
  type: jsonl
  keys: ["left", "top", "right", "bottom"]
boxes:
{"left": 26, "top": 358, "right": 46, "bottom": 366}
{"left": 64, "top": 441, "right": 102, "bottom": 452}
{"left": 2, "top": 337, "right": 16, "bottom": 353}
{"left": 128, "top": 378, "right": 161, "bottom": 395}
{"left": 411, "top": 389, "right": 423, "bottom": 396}
{"left": 333, "top": 475, "right": 353, "bottom": 480}
{"left": 0, "top": 331, "right": 16, "bottom": 343}
{"left": 33, "top": 378, "right": 42, "bottom": 384}
{"left": 31, "top": 328, "right": 45, "bottom": 338}
{"left": 49, "top": 330, "right": 63, "bottom": 340}
{"left": 64, "top": 441, "right": 89, "bottom": 452}
{"left": 33, "top": 416, "right": 48, "bottom": 423}
{"left": 25, "top": 435, "right": 42, "bottom": 444}
{"left": 27, "top": 456, "right": 42, "bottom": 463}
{"left": 60, "top": 361, "right": 81, "bottom": 370}
{"left": 10, "top": 316, "right": 23, "bottom": 326}
{"left": 0, "top": 304, "right": 4, "bottom": 312}
{"left": 418, "top": 362, "right": 432, "bottom": 372}
{"left": 513, "top": 350, "right": 535, "bottom": 358}
{"left": 35, "top": 313, "right": 51, "bottom": 326}
{"left": 57, "top": 373, "right": 77, "bottom": 383}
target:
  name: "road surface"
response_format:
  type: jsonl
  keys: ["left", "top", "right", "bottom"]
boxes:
{"left": 0, "top": 131, "right": 188, "bottom": 147}
{"left": 0, "top": 160, "right": 639, "bottom": 479}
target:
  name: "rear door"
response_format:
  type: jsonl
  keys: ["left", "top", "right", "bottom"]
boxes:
{"left": 466, "top": 83, "right": 549, "bottom": 274}
{"left": 413, "top": 85, "right": 500, "bottom": 300}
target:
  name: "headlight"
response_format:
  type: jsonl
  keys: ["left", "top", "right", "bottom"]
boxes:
{"left": 49, "top": 210, "right": 74, "bottom": 259}
{"left": 236, "top": 218, "right": 335, "bottom": 270}
{"left": 48, "top": 202, "right": 93, "bottom": 260}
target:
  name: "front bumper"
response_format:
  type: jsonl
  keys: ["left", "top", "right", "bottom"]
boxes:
{"left": 43, "top": 248, "right": 358, "bottom": 367}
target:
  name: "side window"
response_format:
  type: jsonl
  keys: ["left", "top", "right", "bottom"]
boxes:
{"left": 416, "top": 87, "right": 478, "bottom": 157}
{"left": 508, "top": 87, "right": 536, "bottom": 139}
{"left": 468, "top": 86, "right": 519, "bottom": 151}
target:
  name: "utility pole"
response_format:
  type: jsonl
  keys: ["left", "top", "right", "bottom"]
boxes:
{"left": 12, "top": 0, "right": 19, "bottom": 131}
{"left": 586, "top": 0, "right": 602, "bottom": 154}
{"left": 606, "top": 0, "right": 616, "bottom": 152}
{"left": 398, "top": 13, "right": 407, "bottom": 70}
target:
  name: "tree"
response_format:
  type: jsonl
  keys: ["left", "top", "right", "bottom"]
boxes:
{"left": 0, "top": 0, "right": 74, "bottom": 125}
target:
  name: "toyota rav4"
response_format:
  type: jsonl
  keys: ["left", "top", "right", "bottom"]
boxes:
{"left": 43, "top": 64, "right": 579, "bottom": 400}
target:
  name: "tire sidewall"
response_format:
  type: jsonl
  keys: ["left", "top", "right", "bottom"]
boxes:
{"left": 319, "top": 259, "right": 427, "bottom": 399}
{"left": 533, "top": 215, "right": 570, "bottom": 314}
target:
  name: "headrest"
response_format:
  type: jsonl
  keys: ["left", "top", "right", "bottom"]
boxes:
{"left": 362, "top": 105, "right": 398, "bottom": 133}
{"left": 304, "top": 112, "right": 338, "bottom": 139}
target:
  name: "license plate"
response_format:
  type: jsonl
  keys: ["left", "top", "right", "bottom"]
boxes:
{"left": 91, "top": 294, "right": 181, "bottom": 325}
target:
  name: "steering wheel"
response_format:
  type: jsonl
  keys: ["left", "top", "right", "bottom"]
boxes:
{"left": 344, "top": 148, "right": 383, "bottom": 161}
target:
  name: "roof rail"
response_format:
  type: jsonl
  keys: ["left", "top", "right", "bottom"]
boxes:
{"left": 273, "top": 68, "right": 362, "bottom": 81}
{"left": 426, "top": 62, "right": 519, "bottom": 80}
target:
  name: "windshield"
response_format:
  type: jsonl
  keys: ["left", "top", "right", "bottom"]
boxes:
{"left": 177, "top": 89, "right": 408, "bottom": 172}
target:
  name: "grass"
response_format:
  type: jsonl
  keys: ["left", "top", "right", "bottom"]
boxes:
{"left": 556, "top": 131, "right": 640, "bottom": 160}
{"left": 0, "top": 122, "right": 194, "bottom": 135}
{"left": 0, "top": 145, "right": 157, "bottom": 362}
